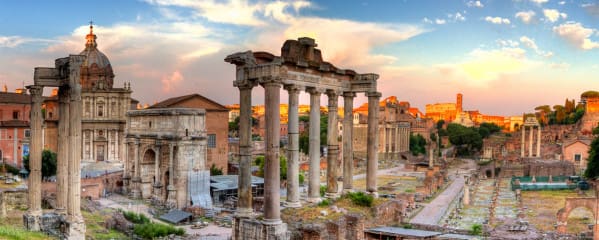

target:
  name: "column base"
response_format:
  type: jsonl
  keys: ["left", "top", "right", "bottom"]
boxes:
{"left": 233, "top": 216, "right": 289, "bottom": 240}
{"left": 342, "top": 188, "right": 354, "bottom": 194}
{"left": 23, "top": 211, "right": 42, "bottom": 231}
{"left": 284, "top": 201, "right": 301, "bottom": 208}
{"left": 367, "top": 191, "right": 379, "bottom": 198}
{"left": 325, "top": 192, "right": 339, "bottom": 199}
{"left": 235, "top": 207, "right": 255, "bottom": 217}
{"left": 64, "top": 215, "right": 86, "bottom": 240}
{"left": 130, "top": 189, "right": 141, "bottom": 199}
{"left": 306, "top": 197, "right": 321, "bottom": 203}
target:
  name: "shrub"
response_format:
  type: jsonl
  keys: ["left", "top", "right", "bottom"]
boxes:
{"left": 317, "top": 199, "right": 331, "bottom": 207}
{"left": 320, "top": 185, "right": 327, "bottom": 197}
{"left": 345, "top": 192, "right": 373, "bottom": 207}
{"left": 133, "top": 223, "right": 185, "bottom": 239}
{"left": 1, "top": 163, "right": 20, "bottom": 175}
{"left": 469, "top": 223, "right": 483, "bottom": 236}
{"left": 298, "top": 172, "right": 305, "bottom": 185}
{"left": 123, "top": 211, "right": 150, "bottom": 224}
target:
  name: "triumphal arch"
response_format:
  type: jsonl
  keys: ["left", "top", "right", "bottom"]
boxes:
{"left": 24, "top": 55, "right": 87, "bottom": 239}
{"left": 225, "top": 37, "right": 380, "bottom": 239}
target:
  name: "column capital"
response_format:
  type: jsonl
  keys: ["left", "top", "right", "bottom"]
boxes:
{"left": 326, "top": 89, "right": 340, "bottom": 98}
{"left": 27, "top": 85, "right": 44, "bottom": 99}
{"left": 234, "top": 80, "right": 257, "bottom": 90}
{"left": 284, "top": 84, "right": 302, "bottom": 93}
{"left": 259, "top": 76, "right": 282, "bottom": 87}
{"left": 306, "top": 87, "right": 323, "bottom": 95}
{"left": 343, "top": 92, "right": 356, "bottom": 98}
{"left": 367, "top": 91, "right": 382, "bottom": 98}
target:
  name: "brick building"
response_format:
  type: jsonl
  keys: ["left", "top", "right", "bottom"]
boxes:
{"left": 0, "top": 90, "right": 31, "bottom": 168}
{"left": 149, "top": 93, "right": 229, "bottom": 174}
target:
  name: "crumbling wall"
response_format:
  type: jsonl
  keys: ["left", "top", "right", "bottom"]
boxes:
{"left": 0, "top": 189, "right": 27, "bottom": 217}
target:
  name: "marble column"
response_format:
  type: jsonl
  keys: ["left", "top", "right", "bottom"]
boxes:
{"left": 131, "top": 139, "right": 141, "bottom": 198}
{"left": 528, "top": 126, "right": 533, "bottom": 157}
{"left": 56, "top": 86, "right": 69, "bottom": 215}
{"left": 366, "top": 92, "right": 381, "bottom": 196}
{"left": 395, "top": 126, "right": 399, "bottom": 154}
{"left": 285, "top": 85, "right": 301, "bottom": 208}
{"left": 236, "top": 85, "right": 254, "bottom": 216}
{"left": 167, "top": 143, "right": 176, "bottom": 206}
{"left": 307, "top": 88, "right": 322, "bottom": 202}
{"left": 25, "top": 85, "right": 43, "bottom": 231}
{"left": 262, "top": 81, "right": 281, "bottom": 223}
{"left": 326, "top": 90, "right": 339, "bottom": 199}
{"left": 123, "top": 141, "right": 130, "bottom": 193}
{"left": 67, "top": 75, "right": 85, "bottom": 237}
{"left": 342, "top": 92, "right": 355, "bottom": 193}
{"left": 537, "top": 127, "right": 541, "bottom": 157}
{"left": 153, "top": 142, "right": 162, "bottom": 199}
{"left": 521, "top": 127, "right": 526, "bottom": 157}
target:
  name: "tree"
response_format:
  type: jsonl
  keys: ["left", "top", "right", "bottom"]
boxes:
{"left": 535, "top": 105, "right": 551, "bottom": 126}
{"left": 255, "top": 155, "right": 287, "bottom": 180}
{"left": 210, "top": 164, "right": 223, "bottom": 176}
{"left": 446, "top": 123, "right": 483, "bottom": 156}
{"left": 23, "top": 149, "right": 57, "bottom": 178}
{"left": 584, "top": 126, "right": 599, "bottom": 179}
{"left": 409, "top": 134, "right": 426, "bottom": 156}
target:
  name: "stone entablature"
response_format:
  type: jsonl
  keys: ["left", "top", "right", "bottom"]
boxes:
{"left": 226, "top": 37, "right": 380, "bottom": 240}
{"left": 124, "top": 108, "right": 210, "bottom": 209}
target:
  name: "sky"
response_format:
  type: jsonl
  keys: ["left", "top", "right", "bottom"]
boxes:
{"left": 1, "top": 0, "right": 598, "bottom": 116}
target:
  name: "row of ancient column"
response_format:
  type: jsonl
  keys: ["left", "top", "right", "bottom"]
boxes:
{"left": 125, "top": 140, "right": 177, "bottom": 205}
{"left": 520, "top": 126, "right": 541, "bottom": 157}
{"left": 381, "top": 124, "right": 409, "bottom": 154}
{"left": 27, "top": 84, "right": 84, "bottom": 234}
{"left": 235, "top": 81, "right": 380, "bottom": 225}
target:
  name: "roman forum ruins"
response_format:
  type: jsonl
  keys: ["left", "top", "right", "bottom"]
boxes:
{"left": 25, "top": 55, "right": 87, "bottom": 239}
{"left": 521, "top": 116, "right": 542, "bottom": 158}
{"left": 225, "top": 37, "right": 380, "bottom": 239}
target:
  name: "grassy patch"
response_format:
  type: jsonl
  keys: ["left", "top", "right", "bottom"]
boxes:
{"left": 133, "top": 223, "right": 184, "bottom": 239}
{"left": 0, "top": 224, "right": 52, "bottom": 240}
{"left": 521, "top": 190, "right": 595, "bottom": 233}
{"left": 82, "top": 209, "right": 128, "bottom": 240}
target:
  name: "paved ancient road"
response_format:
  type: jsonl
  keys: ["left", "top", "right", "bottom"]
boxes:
{"left": 409, "top": 175, "right": 465, "bottom": 225}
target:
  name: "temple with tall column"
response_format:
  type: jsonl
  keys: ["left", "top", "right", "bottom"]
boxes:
{"left": 521, "top": 116, "right": 542, "bottom": 158}
{"left": 25, "top": 55, "right": 87, "bottom": 239}
{"left": 225, "top": 37, "right": 380, "bottom": 239}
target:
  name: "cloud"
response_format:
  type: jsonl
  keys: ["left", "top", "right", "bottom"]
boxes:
{"left": 423, "top": 17, "right": 433, "bottom": 24}
{"left": 497, "top": 39, "right": 519, "bottom": 47}
{"left": 424, "top": 12, "right": 466, "bottom": 25}
{"left": 529, "top": 0, "right": 548, "bottom": 4}
{"left": 467, "top": 1, "right": 484, "bottom": 8}
{"left": 519, "top": 36, "right": 538, "bottom": 50}
{"left": 583, "top": 3, "right": 599, "bottom": 17}
{"left": 558, "top": 1, "right": 565, "bottom": 5}
{"left": 515, "top": 11, "right": 535, "bottom": 24}
{"left": 435, "top": 19, "right": 446, "bottom": 25}
{"left": 553, "top": 22, "right": 599, "bottom": 50}
{"left": 0, "top": 36, "right": 56, "bottom": 48}
{"left": 161, "top": 70, "right": 184, "bottom": 93}
{"left": 485, "top": 16, "right": 511, "bottom": 25}
{"left": 145, "top": 0, "right": 312, "bottom": 26}
{"left": 543, "top": 9, "right": 567, "bottom": 22}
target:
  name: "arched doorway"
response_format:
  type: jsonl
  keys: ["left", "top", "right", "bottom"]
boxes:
{"left": 140, "top": 149, "right": 155, "bottom": 198}
{"left": 557, "top": 198, "right": 598, "bottom": 239}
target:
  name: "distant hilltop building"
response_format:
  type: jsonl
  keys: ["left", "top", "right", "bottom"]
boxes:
{"left": 580, "top": 90, "right": 599, "bottom": 133}
{"left": 425, "top": 93, "right": 522, "bottom": 131}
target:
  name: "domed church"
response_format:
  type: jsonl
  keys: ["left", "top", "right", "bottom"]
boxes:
{"left": 44, "top": 23, "right": 134, "bottom": 165}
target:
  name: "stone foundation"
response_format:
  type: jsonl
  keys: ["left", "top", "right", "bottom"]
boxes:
{"left": 23, "top": 213, "right": 41, "bottom": 231}
{"left": 233, "top": 217, "right": 289, "bottom": 240}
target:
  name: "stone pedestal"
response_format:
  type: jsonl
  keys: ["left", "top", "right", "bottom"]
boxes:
{"left": 166, "top": 185, "right": 177, "bottom": 207}
{"left": 23, "top": 212, "right": 41, "bottom": 231}
{"left": 233, "top": 216, "right": 289, "bottom": 240}
{"left": 64, "top": 215, "right": 86, "bottom": 240}
{"left": 131, "top": 177, "right": 142, "bottom": 199}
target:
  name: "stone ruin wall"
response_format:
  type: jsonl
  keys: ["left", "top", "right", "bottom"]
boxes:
{"left": 0, "top": 189, "right": 28, "bottom": 218}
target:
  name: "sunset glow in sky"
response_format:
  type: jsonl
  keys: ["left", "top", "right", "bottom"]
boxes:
{"left": 1, "top": 0, "right": 598, "bottom": 115}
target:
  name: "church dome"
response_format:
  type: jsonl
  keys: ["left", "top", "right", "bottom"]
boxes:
{"left": 79, "top": 23, "right": 115, "bottom": 90}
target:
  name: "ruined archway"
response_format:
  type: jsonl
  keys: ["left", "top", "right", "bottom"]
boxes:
{"left": 140, "top": 148, "right": 156, "bottom": 198}
{"left": 556, "top": 197, "right": 599, "bottom": 240}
